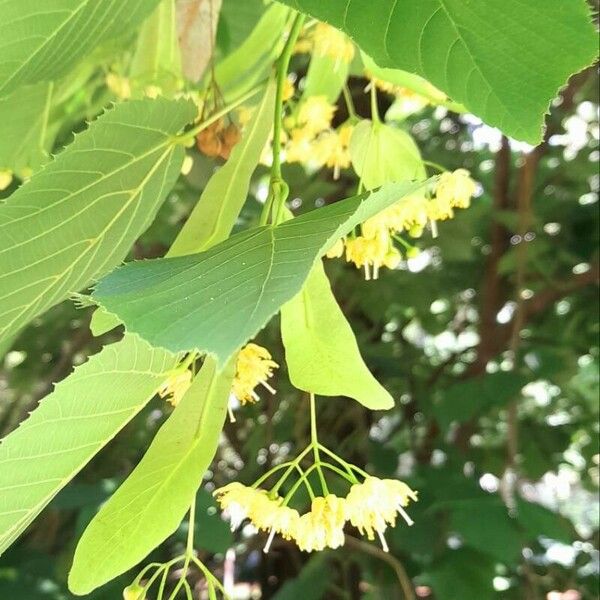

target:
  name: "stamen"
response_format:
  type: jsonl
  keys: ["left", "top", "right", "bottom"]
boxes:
{"left": 260, "top": 380, "right": 277, "bottom": 395}
{"left": 263, "top": 529, "right": 276, "bottom": 553}
{"left": 397, "top": 505, "right": 414, "bottom": 526}
{"left": 377, "top": 530, "right": 389, "bottom": 552}
{"left": 364, "top": 264, "right": 370, "bottom": 280}
{"left": 373, "top": 264, "right": 379, "bottom": 280}
{"left": 251, "top": 390, "right": 260, "bottom": 402}
{"left": 430, "top": 219, "right": 438, "bottom": 238}
{"left": 228, "top": 404, "right": 236, "bottom": 423}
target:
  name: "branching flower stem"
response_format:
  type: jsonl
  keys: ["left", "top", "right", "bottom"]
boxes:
{"left": 310, "top": 393, "right": 329, "bottom": 495}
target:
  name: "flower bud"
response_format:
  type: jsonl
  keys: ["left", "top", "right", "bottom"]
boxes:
{"left": 123, "top": 583, "right": 145, "bottom": 600}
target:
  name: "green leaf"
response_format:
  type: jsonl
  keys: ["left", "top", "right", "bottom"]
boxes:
{"left": 0, "top": 82, "right": 53, "bottom": 175}
{"left": 0, "top": 334, "right": 177, "bottom": 557}
{"left": 93, "top": 180, "right": 429, "bottom": 363}
{"left": 427, "top": 548, "right": 495, "bottom": 600}
{"left": 89, "top": 307, "right": 122, "bottom": 337}
{"left": 515, "top": 497, "right": 573, "bottom": 545}
{"left": 215, "top": 3, "right": 289, "bottom": 98}
{"left": 168, "top": 79, "right": 276, "bottom": 256}
{"left": 272, "top": 554, "right": 329, "bottom": 600}
{"left": 130, "top": 0, "right": 182, "bottom": 93}
{"left": 281, "top": 260, "right": 393, "bottom": 410}
{"left": 193, "top": 488, "right": 233, "bottom": 554}
{"left": 69, "top": 356, "right": 234, "bottom": 595}
{"left": 449, "top": 498, "right": 522, "bottom": 563}
{"left": 349, "top": 120, "right": 425, "bottom": 190}
{"left": 0, "top": 97, "right": 195, "bottom": 348}
{"left": 278, "top": 0, "right": 598, "bottom": 143}
{"left": 432, "top": 372, "right": 528, "bottom": 431}
{"left": 0, "top": 0, "right": 162, "bottom": 98}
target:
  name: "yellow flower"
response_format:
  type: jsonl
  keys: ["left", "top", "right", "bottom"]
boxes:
{"left": 214, "top": 482, "right": 275, "bottom": 530}
{"left": 294, "top": 37, "right": 313, "bottom": 55}
{"left": 344, "top": 477, "right": 417, "bottom": 551}
{"left": 0, "top": 169, "right": 13, "bottom": 191}
{"left": 144, "top": 85, "right": 162, "bottom": 99}
{"left": 295, "top": 495, "right": 346, "bottom": 552}
{"left": 435, "top": 169, "right": 477, "bottom": 209}
{"left": 106, "top": 73, "right": 131, "bottom": 99}
{"left": 258, "top": 504, "right": 301, "bottom": 552}
{"left": 313, "top": 124, "right": 354, "bottom": 178}
{"left": 232, "top": 343, "right": 278, "bottom": 404}
{"left": 285, "top": 127, "right": 316, "bottom": 164}
{"left": 361, "top": 195, "right": 430, "bottom": 240}
{"left": 297, "top": 96, "right": 336, "bottom": 135}
{"left": 312, "top": 23, "right": 355, "bottom": 66}
{"left": 282, "top": 77, "right": 295, "bottom": 102}
{"left": 325, "top": 237, "right": 345, "bottom": 259}
{"left": 426, "top": 195, "right": 454, "bottom": 221}
{"left": 157, "top": 369, "right": 192, "bottom": 407}
{"left": 345, "top": 232, "right": 391, "bottom": 280}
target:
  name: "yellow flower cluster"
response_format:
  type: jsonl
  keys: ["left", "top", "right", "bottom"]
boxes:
{"left": 284, "top": 95, "right": 353, "bottom": 179}
{"left": 312, "top": 23, "right": 355, "bottom": 65}
{"left": 326, "top": 169, "right": 477, "bottom": 279}
{"left": 214, "top": 476, "right": 417, "bottom": 553}
{"left": 232, "top": 343, "right": 278, "bottom": 404}
{"left": 157, "top": 369, "right": 192, "bottom": 407}
{"left": 296, "top": 23, "right": 355, "bottom": 67}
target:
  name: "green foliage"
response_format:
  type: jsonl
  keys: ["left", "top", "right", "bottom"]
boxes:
{"left": 282, "top": 260, "right": 393, "bottom": 410}
{"left": 69, "top": 357, "right": 234, "bottom": 594}
{"left": 92, "top": 181, "right": 427, "bottom": 361}
{"left": 427, "top": 548, "right": 495, "bottom": 600}
{"left": 0, "top": 98, "right": 194, "bottom": 347}
{"left": 0, "top": 334, "right": 177, "bottom": 557}
{"left": 433, "top": 371, "right": 529, "bottom": 431}
{"left": 0, "top": 0, "right": 161, "bottom": 97}
{"left": 0, "top": 1, "right": 597, "bottom": 598}
{"left": 278, "top": 0, "right": 597, "bottom": 142}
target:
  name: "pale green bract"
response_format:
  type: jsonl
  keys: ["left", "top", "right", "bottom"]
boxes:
{"left": 93, "top": 181, "right": 429, "bottom": 363}
{"left": 215, "top": 3, "right": 289, "bottom": 99}
{"left": 0, "top": 335, "right": 178, "bottom": 557}
{"left": 130, "top": 0, "right": 182, "bottom": 94}
{"left": 0, "top": 0, "right": 162, "bottom": 97}
{"left": 0, "top": 97, "right": 195, "bottom": 348}
{"left": 302, "top": 52, "right": 349, "bottom": 104}
{"left": 69, "top": 357, "right": 235, "bottom": 595}
{"left": 277, "top": 0, "right": 598, "bottom": 143}
{"left": 281, "top": 260, "right": 394, "bottom": 410}
{"left": 350, "top": 119, "right": 426, "bottom": 191}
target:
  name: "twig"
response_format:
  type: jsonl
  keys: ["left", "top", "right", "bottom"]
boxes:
{"left": 344, "top": 535, "right": 415, "bottom": 600}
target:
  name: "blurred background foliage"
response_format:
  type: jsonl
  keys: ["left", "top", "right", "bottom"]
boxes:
{"left": 0, "top": 1, "right": 598, "bottom": 599}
